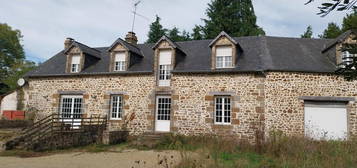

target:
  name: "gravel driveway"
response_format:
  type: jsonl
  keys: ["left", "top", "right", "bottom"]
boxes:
{"left": 0, "top": 150, "right": 181, "bottom": 168}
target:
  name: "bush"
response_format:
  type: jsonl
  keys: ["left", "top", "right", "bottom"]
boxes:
{"left": 0, "top": 120, "right": 32, "bottom": 129}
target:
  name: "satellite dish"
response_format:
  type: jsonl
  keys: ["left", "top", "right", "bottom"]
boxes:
{"left": 17, "top": 78, "right": 26, "bottom": 87}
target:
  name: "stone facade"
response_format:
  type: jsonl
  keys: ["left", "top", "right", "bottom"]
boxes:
{"left": 23, "top": 71, "right": 357, "bottom": 142}
{"left": 265, "top": 72, "right": 357, "bottom": 137}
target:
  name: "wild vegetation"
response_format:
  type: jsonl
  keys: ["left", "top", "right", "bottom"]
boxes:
{"left": 133, "top": 132, "right": 357, "bottom": 168}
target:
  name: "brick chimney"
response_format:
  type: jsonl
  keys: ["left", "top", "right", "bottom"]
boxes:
{"left": 64, "top": 37, "right": 74, "bottom": 50}
{"left": 125, "top": 32, "right": 138, "bottom": 45}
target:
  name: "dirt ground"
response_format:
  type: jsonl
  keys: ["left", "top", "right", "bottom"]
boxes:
{"left": 0, "top": 149, "right": 182, "bottom": 168}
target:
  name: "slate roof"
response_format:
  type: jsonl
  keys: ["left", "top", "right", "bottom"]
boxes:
{"left": 26, "top": 35, "right": 336, "bottom": 77}
{"left": 107, "top": 38, "right": 143, "bottom": 56}
{"left": 64, "top": 41, "right": 101, "bottom": 58}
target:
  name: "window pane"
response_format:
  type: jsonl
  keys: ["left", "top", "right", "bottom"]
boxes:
{"left": 157, "top": 97, "right": 171, "bottom": 121}
{"left": 215, "top": 97, "right": 231, "bottom": 124}
{"left": 159, "top": 65, "right": 171, "bottom": 80}
{"left": 110, "top": 95, "right": 123, "bottom": 119}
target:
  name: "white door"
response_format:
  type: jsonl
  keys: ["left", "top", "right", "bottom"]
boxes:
{"left": 304, "top": 102, "right": 348, "bottom": 140}
{"left": 155, "top": 96, "right": 171, "bottom": 132}
{"left": 60, "top": 95, "right": 83, "bottom": 128}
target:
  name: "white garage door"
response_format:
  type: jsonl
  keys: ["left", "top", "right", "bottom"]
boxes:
{"left": 304, "top": 101, "right": 348, "bottom": 140}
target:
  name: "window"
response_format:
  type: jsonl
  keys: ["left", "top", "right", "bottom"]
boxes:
{"left": 215, "top": 97, "right": 231, "bottom": 124}
{"left": 158, "top": 50, "right": 172, "bottom": 86}
{"left": 110, "top": 95, "right": 123, "bottom": 120}
{"left": 114, "top": 52, "right": 126, "bottom": 71}
{"left": 157, "top": 97, "right": 171, "bottom": 121}
{"left": 71, "top": 55, "right": 81, "bottom": 73}
{"left": 342, "top": 51, "right": 354, "bottom": 66}
{"left": 216, "top": 46, "right": 233, "bottom": 68}
{"left": 60, "top": 95, "right": 83, "bottom": 119}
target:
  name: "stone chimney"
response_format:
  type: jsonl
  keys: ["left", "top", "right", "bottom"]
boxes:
{"left": 64, "top": 37, "right": 74, "bottom": 50}
{"left": 125, "top": 32, "right": 138, "bottom": 45}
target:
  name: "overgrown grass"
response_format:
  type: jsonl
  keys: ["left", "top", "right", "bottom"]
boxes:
{"left": 137, "top": 133, "right": 357, "bottom": 168}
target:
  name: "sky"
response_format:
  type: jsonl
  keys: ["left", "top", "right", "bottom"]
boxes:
{"left": 0, "top": 0, "right": 350, "bottom": 63}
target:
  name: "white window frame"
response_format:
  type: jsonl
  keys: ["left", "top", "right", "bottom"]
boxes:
{"left": 71, "top": 55, "right": 81, "bottom": 73}
{"left": 214, "top": 96, "right": 231, "bottom": 125}
{"left": 114, "top": 52, "right": 126, "bottom": 71}
{"left": 59, "top": 95, "right": 83, "bottom": 119}
{"left": 156, "top": 96, "right": 171, "bottom": 121}
{"left": 342, "top": 51, "right": 354, "bottom": 66}
{"left": 158, "top": 50, "right": 172, "bottom": 86}
{"left": 110, "top": 95, "right": 123, "bottom": 120}
{"left": 216, "top": 46, "right": 233, "bottom": 69}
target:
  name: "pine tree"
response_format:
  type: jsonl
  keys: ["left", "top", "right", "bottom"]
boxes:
{"left": 202, "top": 0, "right": 265, "bottom": 39}
{"left": 301, "top": 25, "right": 313, "bottom": 38}
{"left": 168, "top": 27, "right": 192, "bottom": 41}
{"left": 319, "top": 22, "right": 342, "bottom": 39}
{"left": 146, "top": 15, "right": 167, "bottom": 43}
{"left": 191, "top": 25, "right": 204, "bottom": 40}
{"left": 342, "top": 10, "right": 357, "bottom": 32}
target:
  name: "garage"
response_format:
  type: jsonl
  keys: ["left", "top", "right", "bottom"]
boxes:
{"left": 304, "top": 101, "right": 348, "bottom": 140}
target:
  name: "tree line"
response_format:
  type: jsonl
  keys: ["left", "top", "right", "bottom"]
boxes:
{"left": 146, "top": 0, "right": 265, "bottom": 43}
{"left": 301, "top": 10, "right": 357, "bottom": 38}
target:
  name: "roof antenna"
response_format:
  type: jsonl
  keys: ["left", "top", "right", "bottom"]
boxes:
{"left": 131, "top": 0, "right": 141, "bottom": 32}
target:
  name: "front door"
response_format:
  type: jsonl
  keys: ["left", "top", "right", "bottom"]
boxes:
{"left": 155, "top": 96, "right": 171, "bottom": 132}
{"left": 60, "top": 95, "right": 83, "bottom": 128}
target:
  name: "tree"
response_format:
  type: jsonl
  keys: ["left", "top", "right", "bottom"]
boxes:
{"left": 168, "top": 27, "right": 192, "bottom": 41}
{"left": 319, "top": 22, "right": 342, "bottom": 38}
{"left": 301, "top": 25, "right": 313, "bottom": 38}
{"left": 202, "top": 0, "right": 265, "bottom": 39}
{"left": 0, "top": 23, "right": 36, "bottom": 94}
{"left": 146, "top": 15, "right": 167, "bottom": 43}
{"left": 341, "top": 10, "right": 357, "bottom": 31}
{"left": 305, "top": 0, "right": 357, "bottom": 17}
{"left": 191, "top": 25, "right": 204, "bottom": 40}
{"left": 0, "top": 23, "right": 25, "bottom": 81}
{"left": 0, "top": 60, "right": 36, "bottom": 93}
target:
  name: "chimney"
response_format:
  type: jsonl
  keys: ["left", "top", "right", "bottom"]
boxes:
{"left": 125, "top": 32, "right": 138, "bottom": 45}
{"left": 64, "top": 37, "right": 74, "bottom": 50}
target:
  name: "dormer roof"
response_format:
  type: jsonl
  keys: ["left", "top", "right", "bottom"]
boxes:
{"left": 208, "top": 31, "right": 238, "bottom": 47}
{"left": 64, "top": 41, "right": 101, "bottom": 59}
{"left": 152, "top": 35, "right": 182, "bottom": 50}
{"left": 322, "top": 29, "right": 357, "bottom": 53}
{"left": 107, "top": 38, "right": 143, "bottom": 56}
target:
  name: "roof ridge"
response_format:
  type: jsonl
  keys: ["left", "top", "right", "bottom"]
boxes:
{"left": 74, "top": 41, "right": 101, "bottom": 53}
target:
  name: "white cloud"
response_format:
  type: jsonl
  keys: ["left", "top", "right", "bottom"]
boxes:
{"left": 0, "top": 0, "right": 351, "bottom": 62}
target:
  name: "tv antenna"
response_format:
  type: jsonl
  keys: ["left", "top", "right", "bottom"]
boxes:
{"left": 131, "top": 0, "right": 150, "bottom": 32}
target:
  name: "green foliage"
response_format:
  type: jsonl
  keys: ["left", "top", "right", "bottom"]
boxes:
{"left": 306, "top": 0, "right": 357, "bottom": 17}
{"left": 167, "top": 27, "right": 191, "bottom": 42}
{"left": 146, "top": 15, "right": 167, "bottom": 43}
{"left": 202, "top": 0, "right": 265, "bottom": 39}
{"left": 0, "top": 23, "right": 36, "bottom": 94}
{"left": 0, "top": 23, "right": 25, "bottom": 81}
{"left": 191, "top": 25, "right": 204, "bottom": 40}
{"left": 319, "top": 22, "right": 342, "bottom": 38}
{"left": 342, "top": 10, "right": 357, "bottom": 31}
{"left": 301, "top": 25, "right": 313, "bottom": 38}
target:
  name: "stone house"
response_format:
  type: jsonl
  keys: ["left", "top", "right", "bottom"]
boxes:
{"left": 23, "top": 30, "right": 357, "bottom": 142}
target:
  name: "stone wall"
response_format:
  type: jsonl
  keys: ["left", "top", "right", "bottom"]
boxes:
{"left": 265, "top": 72, "right": 357, "bottom": 137}
{"left": 25, "top": 75, "right": 155, "bottom": 135}
{"left": 24, "top": 71, "right": 357, "bottom": 141}
{"left": 171, "top": 73, "right": 265, "bottom": 141}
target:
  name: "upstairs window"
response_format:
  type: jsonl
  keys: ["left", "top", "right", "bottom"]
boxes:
{"left": 342, "top": 51, "right": 355, "bottom": 66}
{"left": 215, "top": 96, "right": 231, "bottom": 125}
{"left": 71, "top": 55, "right": 81, "bottom": 73}
{"left": 216, "top": 46, "right": 233, "bottom": 68}
{"left": 158, "top": 50, "right": 172, "bottom": 86}
{"left": 114, "top": 52, "right": 126, "bottom": 71}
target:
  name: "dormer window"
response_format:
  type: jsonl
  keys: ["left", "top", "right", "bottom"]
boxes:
{"left": 342, "top": 51, "right": 354, "bottom": 66}
{"left": 216, "top": 46, "right": 233, "bottom": 68}
{"left": 158, "top": 50, "right": 172, "bottom": 86}
{"left": 71, "top": 55, "right": 81, "bottom": 73}
{"left": 114, "top": 52, "right": 126, "bottom": 71}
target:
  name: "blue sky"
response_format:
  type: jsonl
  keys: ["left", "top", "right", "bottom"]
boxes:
{"left": 0, "top": 0, "right": 349, "bottom": 63}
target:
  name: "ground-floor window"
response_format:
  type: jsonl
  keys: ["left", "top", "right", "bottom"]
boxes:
{"left": 60, "top": 95, "right": 83, "bottom": 119}
{"left": 215, "top": 96, "right": 231, "bottom": 124}
{"left": 157, "top": 96, "right": 171, "bottom": 120}
{"left": 110, "top": 95, "right": 123, "bottom": 120}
